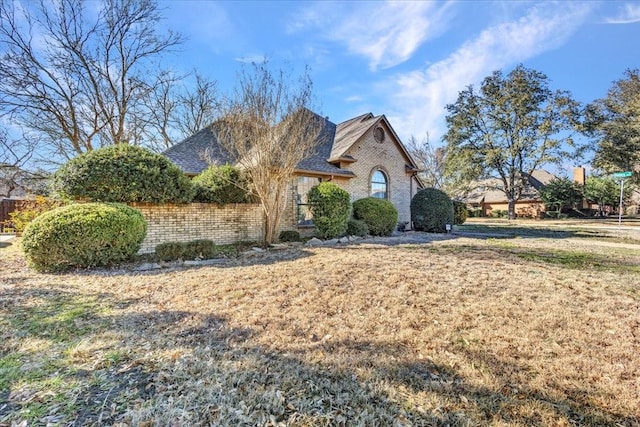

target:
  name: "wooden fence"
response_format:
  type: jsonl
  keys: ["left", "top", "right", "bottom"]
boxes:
{"left": 0, "top": 199, "right": 20, "bottom": 232}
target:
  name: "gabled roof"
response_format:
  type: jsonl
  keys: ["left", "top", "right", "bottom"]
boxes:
{"left": 462, "top": 170, "right": 557, "bottom": 204}
{"left": 163, "top": 110, "right": 416, "bottom": 179}
{"left": 330, "top": 113, "right": 377, "bottom": 161}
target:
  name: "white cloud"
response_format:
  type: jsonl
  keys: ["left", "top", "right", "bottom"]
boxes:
{"left": 345, "top": 95, "right": 363, "bottom": 103}
{"left": 382, "top": 3, "right": 593, "bottom": 144}
{"left": 234, "top": 54, "right": 268, "bottom": 64}
{"left": 604, "top": 3, "right": 640, "bottom": 24}
{"left": 289, "top": 1, "right": 454, "bottom": 71}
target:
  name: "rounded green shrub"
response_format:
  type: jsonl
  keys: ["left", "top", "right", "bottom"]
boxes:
{"left": 279, "top": 230, "right": 302, "bottom": 242}
{"left": 192, "top": 165, "right": 251, "bottom": 204}
{"left": 352, "top": 197, "right": 398, "bottom": 236}
{"left": 156, "top": 239, "right": 217, "bottom": 261}
{"left": 53, "top": 144, "right": 194, "bottom": 203}
{"left": 453, "top": 200, "right": 468, "bottom": 225}
{"left": 411, "top": 188, "right": 454, "bottom": 233}
{"left": 346, "top": 218, "right": 369, "bottom": 237}
{"left": 22, "top": 203, "right": 147, "bottom": 272}
{"left": 307, "top": 182, "right": 351, "bottom": 239}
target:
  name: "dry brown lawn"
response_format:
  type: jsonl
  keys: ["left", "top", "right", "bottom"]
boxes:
{"left": 1, "top": 231, "right": 639, "bottom": 426}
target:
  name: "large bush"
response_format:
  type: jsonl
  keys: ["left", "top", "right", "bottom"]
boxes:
{"left": 22, "top": 203, "right": 147, "bottom": 272}
{"left": 352, "top": 197, "right": 398, "bottom": 236}
{"left": 411, "top": 188, "right": 454, "bottom": 233}
{"left": 307, "top": 182, "right": 351, "bottom": 239}
{"left": 192, "top": 165, "right": 252, "bottom": 204}
{"left": 53, "top": 145, "right": 194, "bottom": 203}
{"left": 453, "top": 200, "right": 468, "bottom": 225}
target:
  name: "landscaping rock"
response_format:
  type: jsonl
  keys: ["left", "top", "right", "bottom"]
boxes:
{"left": 306, "top": 237, "right": 323, "bottom": 246}
{"left": 184, "top": 259, "right": 225, "bottom": 266}
{"left": 133, "top": 262, "right": 162, "bottom": 271}
{"left": 337, "top": 237, "right": 349, "bottom": 244}
{"left": 324, "top": 238, "right": 339, "bottom": 245}
{"left": 269, "top": 243, "right": 289, "bottom": 250}
{"left": 251, "top": 247, "right": 265, "bottom": 252}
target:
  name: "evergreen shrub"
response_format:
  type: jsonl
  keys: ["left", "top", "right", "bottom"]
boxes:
{"left": 279, "top": 230, "right": 302, "bottom": 242}
{"left": 22, "top": 203, "right": 147, "bottom": 272}
{"left": 346, "top": 218, "right": 369, "bottom": 237}
{"left": 352, "top": 197, "right": 398, "bottom": 236}
{"left": 53, "top": 145, "right": 194, "bottom": 203}
{"left": 155, "top": 239, "right": 217, "bottom": 261}
{"left": 192, "top": 165, "right": 252, "bottom": 204}
{"left": 307, "top": 182, "right": 351, "bottom": 239}
{"left": 411, "top": 188, "right": 454, "bottom": 233}
{"left": 453, "top": 200, "right": 468, "bottom": 225}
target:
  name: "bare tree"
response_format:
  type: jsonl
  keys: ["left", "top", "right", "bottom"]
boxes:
{"left": 406, "top": 134, "right": 446, "bottom": 189}
{"left": 215, "top": 63, "right": 321, "bottom": 244}
{"left": 0, "top": 130, "right": 48, "bottom": 198}
{"left": 0, "top": 0, "right": 182, "bottom": 160}
{"left": 142, "top": 71, "right": 220, "bottom": 151}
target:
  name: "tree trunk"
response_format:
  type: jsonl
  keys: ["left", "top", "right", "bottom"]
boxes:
{"left": 508, "top": 199, "right": 516, "bottom": 220}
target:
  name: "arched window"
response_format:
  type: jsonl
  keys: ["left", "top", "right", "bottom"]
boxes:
{"left": 371, "top": 170, "right": 388, "bottom": 199}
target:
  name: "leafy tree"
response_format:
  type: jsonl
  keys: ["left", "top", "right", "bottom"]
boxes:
{"left": 587, "top": 69, "right": 640, "bottom": 175}
{"left": 215, "top": 62, "right": 322, "bottom": 244}
{"left": 443, "top": 64, "right": 581, "bottom": 219}
{"left": 0, "top": 0, "right": 182, "bottom": 159}
{"left": 584, "top": 175, "right": 634, "bottom": 216}
{"left": 538, "top": 177, "right": 583, "bottom": 216}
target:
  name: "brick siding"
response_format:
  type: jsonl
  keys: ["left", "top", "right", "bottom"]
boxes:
{"left": 336, "top": 122, "right": 419, "bottom": 223}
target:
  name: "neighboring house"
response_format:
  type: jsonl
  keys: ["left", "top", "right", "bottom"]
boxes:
{"left": 164, "top": 111, "right": 424, "bottom": 230}
{"left": 461, "top": 170, "right": 557, "bottom": 218}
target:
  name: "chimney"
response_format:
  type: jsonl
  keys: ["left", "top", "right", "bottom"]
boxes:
{"left": 573, "top": 166, "right": 585, "bottom": 186}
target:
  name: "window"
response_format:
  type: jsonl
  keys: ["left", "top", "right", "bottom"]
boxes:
{"left": 371, "top": 170, "right": 388, "bottom": 199}
{"left": 296, "top": 176, "right": 320, "bottom": 225}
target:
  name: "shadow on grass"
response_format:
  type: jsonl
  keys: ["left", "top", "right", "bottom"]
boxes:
{"left": 113, "top": 311, "right": 638, "bottom": 426}
{"left": 3, "top": 284, "right": 637, "bottom": 426}
{"left": 425, "top": 242, "right": 640, "bottom": 273}
{"left": 451, "top": 347, "right": 640, "bottom": 426}
{"left": 455, "top": 223, "right": 640, "bottom": 244}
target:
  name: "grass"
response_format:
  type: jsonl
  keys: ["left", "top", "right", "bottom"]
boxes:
{"left": 1, "top": 227, "right": 639, "bottom": 426}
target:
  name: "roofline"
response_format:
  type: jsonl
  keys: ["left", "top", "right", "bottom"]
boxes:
{"left": 330, "top": 114, "right": 421, "bottom": 170}
{"left": 294, "top": 168, "right": 356, "bottom": 178}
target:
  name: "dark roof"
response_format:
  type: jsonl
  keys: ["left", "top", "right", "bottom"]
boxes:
{"left": 163, "top": 125, "right": 234, "bottom": 175}
{"left": 164, "top": 110, "right": 416, "bottom": 178}
{"left": 295, "top": 113, "right": 355, "bottom": 177}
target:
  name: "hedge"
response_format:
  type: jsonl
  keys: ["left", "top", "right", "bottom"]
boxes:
{"left": 22, "top": 203, "right": 147, "bottom": 272}
{"left": 53, "top": 144, "right": 194, "bottom": 203}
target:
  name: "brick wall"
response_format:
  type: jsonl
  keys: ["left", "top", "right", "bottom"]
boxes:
{"left": 130, "top": 186, "right": 298, "bottom": 253}
{"left": 337, "top": 121, "right": 419, "bottom": 223}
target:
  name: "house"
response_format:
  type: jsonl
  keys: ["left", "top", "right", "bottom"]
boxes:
{"left": 163, "top": 111, "right": 424, "bottom": 230}
{"left": 461, "top": 169, "right": 558, "bottom": 218}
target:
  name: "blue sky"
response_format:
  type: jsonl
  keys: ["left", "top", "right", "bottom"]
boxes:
{"left": 160, "top": 0, "right": 640, "bottom": 169}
